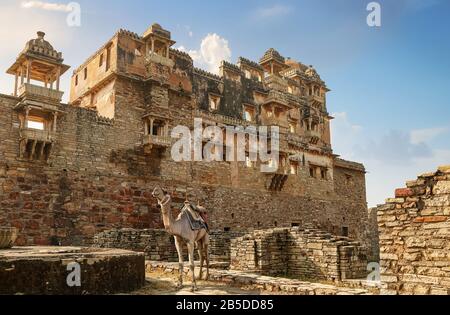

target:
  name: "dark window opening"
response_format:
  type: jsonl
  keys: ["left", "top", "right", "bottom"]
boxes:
{"left": 291, "top": 223, "right": 300, "bottom": 227}
{"left": 84, "top": 68, "right": 88, "bottom": 80}
{"left": 274, "top": 221, "right": 278, "bottom": 227}
{"left": 231, "top": 213, "right": 235, "bottom": 219}
{"left": 342, "top": 227, "right": 349, "bottom": 237}
{"left": 309, "top": 167, "right": 315, "bottom": 178}
{"left": 75, "top": 75, "right": 78, "bottom": 86}
{"left": 99, "top": 54, "right": 104, "bottom": 67}
{"left": 224, "top": 227, "right": 231, "bottom": 232}
{"left": 106, "top": 46, "right": 111, "bottom": 71}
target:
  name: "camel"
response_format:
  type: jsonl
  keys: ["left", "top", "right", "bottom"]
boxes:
{"left": 152, "top": 186, "right": 210, "bottom": 292}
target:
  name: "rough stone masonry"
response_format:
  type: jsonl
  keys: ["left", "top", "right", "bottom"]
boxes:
{"left": 0, "top": 24, "right": 375, "bottom": 261}
{"left": 377, "top": 165, "right": 450, "bottom": 295}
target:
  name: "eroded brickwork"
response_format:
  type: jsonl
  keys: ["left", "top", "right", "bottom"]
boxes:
{"left": 378, "top": 166, "right": 450, "bottom": 295}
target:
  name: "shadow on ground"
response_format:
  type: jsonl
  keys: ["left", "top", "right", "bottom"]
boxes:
{"left": 128, "top": 271, "right": 261, "bottom": 295}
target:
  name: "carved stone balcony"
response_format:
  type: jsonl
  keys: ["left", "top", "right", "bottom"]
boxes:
{"left": 305, "top": 129, "right": 321, "bottom": 139}
{"left": 18, "top": 83, "right": 64, "bottom": 103}
{"left": 145, "top": 52, "right": 174, "bottom": 68}
{"left": 194, "top": 109, "right": 255, "bottom": 127}
{"left": 19, "top": 128, "right": 56, "bottom": 161}
{"left": 307, "top": 95, "right": 325, "bottom": 108}
{"left": 20, "top": 128, "right": 56, "bottom": 143}
{"left": 143, "top": 135, "right": 172, "bottom": 149}
{"left": 266, "top": 172, "right": 289, "bottom": 191}
{"left": 262, "top": 117, "right": 289, "bottom": 129}
{"left": 264, "top": 75, "right": 288, "bottom": 92}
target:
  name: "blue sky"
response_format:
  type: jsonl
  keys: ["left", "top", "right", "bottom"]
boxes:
{"left": 0, "top": 0, "right": 449, "bottom": 206}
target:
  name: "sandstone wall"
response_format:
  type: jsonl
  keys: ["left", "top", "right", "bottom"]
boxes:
{"left": 230, "top": 227, "right": 368, "bottom": 281}
{"left": 0, "top": 74, "right": 371, "bottom": 249}
{"left": 378, "top": 165, "right": 450, "bottom": 295}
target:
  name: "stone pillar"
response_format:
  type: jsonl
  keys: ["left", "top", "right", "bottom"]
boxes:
{"left": 25, "top": 107, "right": 30, "bottom": 129}
{"left": 151, "top": 39, "right": 155, "bottom": 53}
{"left": 53, "top": 113, "right": 58, "bottom": 132}
{"left": 20, "top": 66, "right": 24, "bottom": 85}
{"left": 26, "top": 60, "right": 32, "bottom": 84}
{"left": 144, "top": 119, "right": 149, "bottom": 136}
{"left": 149, "top": 118, "right": 154, "bottom": 136}
{"left": 166, "top": 45, "right": 170, "bottom": 58}
{"left": 14, "top": 71, "right": 19, "bottom": 97}
{"left": 56, "top": 66, "right": 61, "bottom": 91}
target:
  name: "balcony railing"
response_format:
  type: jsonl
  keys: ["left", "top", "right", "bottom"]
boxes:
{"left": 143, "top": 135, "right": 172, "bottom": 148}
{"left": 194, "top": 109, "right": 255, "bottom": 127}
{"left": 305, "top": 129, "right": 321, "bottom": 139}
{"left": 145, "top": 52, "right": 175, "bottom": 68}
{"left": 18, "top": 83, "right": 64, "bottom": 102}
{"left": 307, "top": 95, "right": 325, "bottom": 107}
{"left": 20, "top": 128, "right": 56, "bottom": 143}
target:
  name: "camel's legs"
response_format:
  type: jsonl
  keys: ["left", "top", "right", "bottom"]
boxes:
{"left": 198, "top": 239, "right": 204, "bottom": 280}
{"left": 205, "top": 241, "right": 210, "bottom": 281}
{"left": 174, "top": 236, "right": 184, "bottom": 288}
{"left": 187, "top": 242, "right": 197, "bottom": 292}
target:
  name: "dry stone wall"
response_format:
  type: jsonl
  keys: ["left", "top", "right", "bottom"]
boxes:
{"left": 378, "top": 165, "right": 450, "bottom": 295}
{"left": 93, "top": 228, "right": 245, "bottom": 262}
{"left": 230, "top": 227, "right": 368, "bottom": 281}
{"left": 93, "top": 228, "right": 178, "bottom": 261}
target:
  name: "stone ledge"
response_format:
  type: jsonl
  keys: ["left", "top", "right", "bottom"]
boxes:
{"left": 0, "top": 246, "right": 145, "bottom": 295}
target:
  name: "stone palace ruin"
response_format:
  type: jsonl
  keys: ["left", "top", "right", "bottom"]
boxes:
{"left": 0, "top": 23, "right": 448, "bottom": 295}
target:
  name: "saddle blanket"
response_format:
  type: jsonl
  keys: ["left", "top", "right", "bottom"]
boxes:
{"left": 184, "top": 209, "right": 209, "bottom": 232}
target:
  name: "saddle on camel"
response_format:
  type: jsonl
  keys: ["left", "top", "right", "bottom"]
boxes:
{"left": 181, "top": 201, "right": 209, "bottom": 233}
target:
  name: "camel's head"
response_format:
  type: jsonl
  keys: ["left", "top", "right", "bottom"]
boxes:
{"left": 152, "top": 186, "right": 165, "bottom": 201}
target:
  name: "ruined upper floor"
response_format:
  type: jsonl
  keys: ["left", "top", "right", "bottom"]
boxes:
{"left": 68, "top": 24, "right": 333, "bottom": 153}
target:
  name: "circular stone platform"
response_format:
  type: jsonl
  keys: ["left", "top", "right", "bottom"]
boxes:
{"left": 0, "top": 246, "right": 145, "bottom": 295}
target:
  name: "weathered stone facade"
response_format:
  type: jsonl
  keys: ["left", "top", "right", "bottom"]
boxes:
{"left": 0, "top": 24, "right": 372, "bottom": 255}
{"left": 230, "top": 227, "right": 367, "bottom": 281}
{"left": 378, "top": 165, "right": 450, "bottom": 295}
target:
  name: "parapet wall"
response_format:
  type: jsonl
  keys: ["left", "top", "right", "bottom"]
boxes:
{"left": 378, "top": 165, "right": 450, "bottom": 295}
{"left": 230, "top": 227, "right": 368, "bottom": 281}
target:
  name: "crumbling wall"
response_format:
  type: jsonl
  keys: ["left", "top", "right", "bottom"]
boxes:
{"left": 230, "top": 227, "right": 368, "bottom": 281}
{"left": 378, "top": 165, "right": 450, "bottom": 295}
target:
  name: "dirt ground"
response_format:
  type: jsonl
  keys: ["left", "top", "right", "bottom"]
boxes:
{"left": 129, "top": 271, "right": 261, "bottom": 295}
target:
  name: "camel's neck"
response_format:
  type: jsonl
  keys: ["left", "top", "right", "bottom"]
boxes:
{"left": 159, "top": 195, "right": 177, "bottom": 234}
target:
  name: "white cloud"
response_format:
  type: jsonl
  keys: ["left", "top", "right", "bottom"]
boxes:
{"left": 178, "top": 33, "right": 232, "bottom": 74}
{"left": 21, "top": 1, "right": 72, "bottom": 12}
{"left": 410, "top": 126, "right": 449, "bottom": 145}
{"left": 331, "top": 112, "right": 363, "bottom": 160}
{"left": 254, "top": 4, "right": 292, "bottom": 19}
